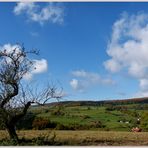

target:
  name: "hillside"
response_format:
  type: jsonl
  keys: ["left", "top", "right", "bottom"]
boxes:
{"left": 40, "top": 97, "right": 148, "bottom": 107}
{"left": 8, "top": 97, "right": 147, "bottom": 132}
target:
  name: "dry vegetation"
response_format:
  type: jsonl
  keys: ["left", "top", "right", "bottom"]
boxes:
{"left": 1, "top": 130, "right": 148, "bottom": 145}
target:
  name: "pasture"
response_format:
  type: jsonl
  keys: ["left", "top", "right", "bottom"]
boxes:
{"left": 26, "top": 103, "right": 148, "bottom": 131}
{"left": 1, "top": 100, "right": 148, "bottom": 145}
{"left": 0, "top": 130, "right": 148, "bottom": 145}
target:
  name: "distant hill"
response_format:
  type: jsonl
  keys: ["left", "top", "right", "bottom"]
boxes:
{"left": 42, "top": 97, "right": 148, "bottom": 107}
{"left": 21, "top": 96, "right": 148, "bottom": 131}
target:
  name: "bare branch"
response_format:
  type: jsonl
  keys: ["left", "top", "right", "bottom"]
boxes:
{"left": 0, "top": 44, "right": 64, "bottom": 141}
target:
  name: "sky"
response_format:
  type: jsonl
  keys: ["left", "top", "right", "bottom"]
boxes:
{"left": 1, "top": 2, "right": 148, "bottom": 101}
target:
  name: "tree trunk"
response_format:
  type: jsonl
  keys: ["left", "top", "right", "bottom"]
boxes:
{"left": 6, "top": 124, "right": 19, "bottom": 143}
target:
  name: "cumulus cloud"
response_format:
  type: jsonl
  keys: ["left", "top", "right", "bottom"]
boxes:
{"left": 0, "top": 43, "right": 48, "bottom": 80}
{"left": 135, "top": 78, "right": 148, "bottom": 97}
{"left": 70, "top": 79, "right": 78, "bottom": 90}
{"left": 70, "top": 70, "right": 114, "bottom": 92}
{"left": 32, "top": 59, "right": 48, "bottom": 74}
{"left": 0, "top": 44, "right": 23, "bottom": 64}
{"left": 140, "top": 79, "right": 148, "bottom": 90}
{"left": 0, "top": 44, "right": 21, "bottom": 55}
{"left": 70, "top": 79, "right": 86, "bottom": 92}
{"left": 104, "top": 12, "right": 148, "bottom": 97}
{"left": 23, "top": 72, "right": 33, "bottom": 80}
{"left": 24, "top": 59, "right": 48, "bottom": 80}
{"left": 13, "top": 2, "right": 64, "bottom": 25}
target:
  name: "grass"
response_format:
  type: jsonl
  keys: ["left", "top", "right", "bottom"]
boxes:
{"left": 1, "top": 130, "right": 148, "bottom": 145}
{"left": 1, "top": 104, "right": 148, "bottom": 145}
{"left": 33, "top": 105, "right": 139, "bottom": 131}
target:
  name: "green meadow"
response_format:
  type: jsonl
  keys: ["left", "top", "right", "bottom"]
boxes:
{"left": 1, "top": 99, "right": 148, "bottom": 145}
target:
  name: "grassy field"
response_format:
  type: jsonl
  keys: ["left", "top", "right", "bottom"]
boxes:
{"left": 28, "top": 104, "right": 146, "bottom": 131}
{"left": 1, "top": 101, "right": 148, "bottom": 145}
{"left": 1, "top": 130, "right": 148, "bottom": 145}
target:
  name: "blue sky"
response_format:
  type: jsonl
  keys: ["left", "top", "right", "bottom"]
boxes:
{"left": 1, "top": 2, "right": 148, "bottom": 101}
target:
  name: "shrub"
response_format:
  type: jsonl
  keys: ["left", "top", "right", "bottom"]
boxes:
{"left": 55, "top": 122, "right": 103, "bottom": 130}
{"left": 90, "top": 121, "right": 106, "bottom": 128}
{"left": 105, "top": 105, "right": 116, "bottom": 111}
{"left": 55, "top": 123, "right": 75, "bottom": 130}
{"left": 80, "top": 115, "right": 90, "bottom": 120}
{"left": 140, "top": 112, "right": 148, "bottom": 131}
{"left": 16, "top": 112, "right": 35, "bottom": 130}
{"left": 51, "top": 109, "right": 65, "bottom": 116}
{"left": 32, "top": 132, "right": 56, "bottom": 145}
{"left": 0, "top": 131, "right": 57, "bottom": 146}
{"left": 0, "top": 139, "right": 19, "bottom": 146}
{"left": 32, "top": 117, "right": 56, "bottom": 130}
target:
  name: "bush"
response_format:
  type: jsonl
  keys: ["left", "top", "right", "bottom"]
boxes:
{"left": 140, "top": 112, "right": 148, "bottom": 131}
{"left": 0, "top": 131, "right": 57, "bottom": 146}
{"left": 55, "top": 123, "right": 75, "bottom": 130}
{"left": 105, "top": 105, "right": 116, "bottom": 111}
{"left": 32, "top": 117, "right": 56, "bottom": 130}
{"left": 31, "top": 131, "right": 56, "bottom": 145}
{"left": 0, "top": 139, "right": 19, "bottom": 146}
{"left": 16, "top": 112, "right": 35, "bottom": 130}
{"left": 51, "top": 109, "right": 65, "bottom": 116}
{"left": 55, "top": 123, "right": 88, "bottom": 130}
{"left": 90, "top": 121, "right": 106, "bottom": 128}
{"left": 55, "top": 122, "right": 105, "bottom": 130}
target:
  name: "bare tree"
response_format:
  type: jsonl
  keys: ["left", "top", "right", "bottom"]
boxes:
{"left": 0, "top": 44, "right": 63, "bottom": 142}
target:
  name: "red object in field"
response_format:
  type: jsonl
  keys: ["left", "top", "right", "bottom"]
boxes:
{"left": 131, "top": 127, "right": 142, "bottom": 132}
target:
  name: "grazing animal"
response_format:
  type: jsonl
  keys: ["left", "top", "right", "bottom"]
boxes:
{"left": 131, "top": 127, "right": 142, "bottom": 132}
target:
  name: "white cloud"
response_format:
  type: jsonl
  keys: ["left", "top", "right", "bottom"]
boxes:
{"left": 13, "top": 2, "right": 35, "bottom": 15}
{"left": 24, "top": 59, "right": 48, "bottom": 80}
{"left": 23, "top": 72, "right": 32, "bottom": 81}
{"left": 70, "top": 79, "right": 78, "bottom": 90}
{"left": 32, "top": 59, "right": 48, "bottom": 74}
{"left": 104, "top": 12, "right": 148, "bottom": 96}
{"left": 72, "top": 70, "right": 88, "bottom": 77}
{"left": 70, "top": 79, "right": 85, "bottom": 92}
{"left": 0, "top": 43, "right": 48, "bottom": 80}
{"left": 72, "top": 70, "right": 101, "bottom": 83}
{"left": 70, "top": 70, "right": 114, "bottom": 92}
{"left": 135, "top": 78, "right": 148, "bottom": 97}
{"left": 139, "top": 78, "right": 148, "bottom": 91}
{"left": 104, "top": 59, "right": 121, "bottom": 73}
{"left": 0, "top": 44, "right": 23, "bottom": 64}
{"left": 13, "top": 2, "right": 64, "bottom": 25}
{"left": 0, "top": 44, "right": 21, "bottom": 54}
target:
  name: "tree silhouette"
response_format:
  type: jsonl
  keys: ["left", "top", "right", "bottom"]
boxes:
{"left": 0, "top": 44, "right": 63, "bottom": 142}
